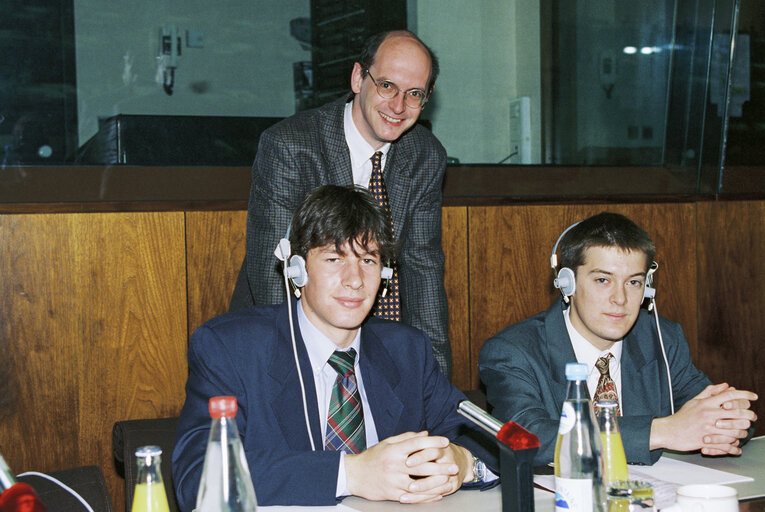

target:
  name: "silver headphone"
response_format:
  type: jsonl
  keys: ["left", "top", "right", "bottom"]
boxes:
{"left": 550, "top": 219, "right": 673, "bottom": 412}
{"left": 274, "top": 231, "right": 394, "bottom": 297}
{"left": 550, "top": 221, "right": 657, "bottom": 304}
{"left": 273, "top": 225, "right": 395, "bottom": 452}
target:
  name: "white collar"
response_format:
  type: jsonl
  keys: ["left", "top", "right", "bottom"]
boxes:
{"left": 297, "top": 299, "right": 362, "bottom": 375}
{"left": 563, "top": 306, "right": 623, "bottom": 376}
{"left": 343, "top": 100, "right": 391, "bottom": 169}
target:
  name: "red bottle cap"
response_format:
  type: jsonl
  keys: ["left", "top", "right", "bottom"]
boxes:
{"left": 209, "top": 396, "right": 237, "bottom": 418}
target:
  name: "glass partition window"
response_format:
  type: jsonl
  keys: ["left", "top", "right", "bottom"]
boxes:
{"left": 0, "top": 0, "right": 758, "bottom": 198}
{"left": 548, "top": 1, "right": 675, "bottom": 165}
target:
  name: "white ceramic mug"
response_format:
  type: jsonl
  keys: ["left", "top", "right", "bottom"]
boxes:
{"left": 661, "top": 484, "right": 738, "bottom": 512}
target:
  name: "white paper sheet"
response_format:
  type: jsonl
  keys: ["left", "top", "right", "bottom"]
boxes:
{"left": 535, "top": 456, "right": 753, "bottom": 510}
{"left": 628, "top": 456, "right": 753, "bottom": 486}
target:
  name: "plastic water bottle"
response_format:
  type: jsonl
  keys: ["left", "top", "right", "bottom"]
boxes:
{"left": 195, "top": 396, "right": 257, "bottom": 512}
{"left": 554, "top": 363, "right": 605, "bottom": 512}
{"left": 596, "top": 400, "right": 628, "bottom": 488}
{"left": 131, "top": 446, "right": 170, "bottom": 512}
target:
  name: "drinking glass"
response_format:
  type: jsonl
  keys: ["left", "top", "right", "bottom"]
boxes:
{"left": 607, "top": 480, "right": 655, "bottom": 511}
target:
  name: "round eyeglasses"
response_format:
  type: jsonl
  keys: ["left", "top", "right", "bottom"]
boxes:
{"left": 365, "top": 69, "right": 429, "bottom": 109}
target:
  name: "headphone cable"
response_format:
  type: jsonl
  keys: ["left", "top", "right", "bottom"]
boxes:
{"left": 16, "top": 472, "right": 95, "bottom": 512}
{"left": 284, "top": 268, "right": 317, "bottom": 451}
{"left": 651, "top": 298, "right": 675, "bottom": 415}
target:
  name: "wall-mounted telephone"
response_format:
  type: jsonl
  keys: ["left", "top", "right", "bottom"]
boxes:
{"left": 159, "top": 24, "right": 182, "bottom": 95}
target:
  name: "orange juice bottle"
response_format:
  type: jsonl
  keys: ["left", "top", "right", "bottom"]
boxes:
{"left": 131, "top": 446, "right": 170, "bottom": 512}
{"left": 596, "top": 401, "right": 628, "bottom": 486}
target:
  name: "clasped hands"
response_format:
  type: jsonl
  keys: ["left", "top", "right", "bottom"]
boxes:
{"left": 651, "top": 382, "right": 758, "bottom": 455}
{"left": 345, "top": 430, "right": 474, "bottom": 504}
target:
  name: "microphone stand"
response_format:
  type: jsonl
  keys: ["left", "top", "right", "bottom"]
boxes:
{"left": 458, "top": 401, "right": 539, "bottom": 512}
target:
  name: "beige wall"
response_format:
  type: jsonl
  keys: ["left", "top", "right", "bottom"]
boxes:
{"left": 416, "top": 1, "right": 542, "bottom": 163}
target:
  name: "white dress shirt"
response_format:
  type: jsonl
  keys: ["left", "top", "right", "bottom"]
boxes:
{"left": 564, "top": 307, "right": 624, "bottom": 404}
{"left": 343, "top": 100, "right": 391, "bottom": 187}
{"left": 297, "top": 300, "right": 379, "bottom": 497}
{"left": 297, "top": 300, "right": 495, "bottom": 495}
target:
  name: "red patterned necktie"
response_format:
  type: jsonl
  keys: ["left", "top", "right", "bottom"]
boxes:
{"left": 594, "top": 353, "right": 621, "bottom": 416}
{"left": 368, "top": 151, "right": 401, "bottom": 321}
{"left": 324, "top": 349, "right": 366, "bottom": 454}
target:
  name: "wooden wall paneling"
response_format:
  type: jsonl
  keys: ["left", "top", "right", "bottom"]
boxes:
{"left": 0, "top": 214, "right": 80, "bottom": 474}
{"left": 697, "top": 200, "right": 765, "bottom": 436}
{"left": 467, "top": 203, "right": 697, "bottom": 390}
{"left": 0, "top": 199, "right": 757, "bottom": 512}
{"left": 605, "top": 203, "right": 699, "bottom": 358}
{"left": 0, "top": 212, "right": 188, "bottom": 512}
{"left": 185, "top": 211, "right": 248, "bottom": 336}
{"left": 442, "top": 207, "right": 470, "bottom": 390}
{"left": 467, "top": 205, "right": 566, "bottom": 390}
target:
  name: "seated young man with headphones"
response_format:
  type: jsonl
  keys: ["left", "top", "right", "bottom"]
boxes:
{"left": 479, "top": 212, "right": 757, "bottom": 466}
{"left": 173, "top": 185, "right": 497, "bottom": 508}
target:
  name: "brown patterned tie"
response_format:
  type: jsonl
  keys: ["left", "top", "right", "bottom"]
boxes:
{"left": 368, "top": 151, "right": 400, "bottom": 321}
{"left": 594, "top": 353, "right": 620, "bottom": 416}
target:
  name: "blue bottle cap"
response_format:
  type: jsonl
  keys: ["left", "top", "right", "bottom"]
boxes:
{"left": 565, "top": 362, "right": 588, "bottom": 381}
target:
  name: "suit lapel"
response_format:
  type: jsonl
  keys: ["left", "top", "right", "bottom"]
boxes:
{"left": 357, "top": 326, "right": 404, "bottom": 439}
{"left": 620, "top": 322, "right": 659, "bottom": 416}
{"left": 384, "top": 143, "right": 413, "bottom": 239}
{"left": 545, "top": 300, "right": 580, "bottom": 405}
{"left": 319, "top": 96, "right": 354, "bottom": 186}
{"left": 268, "top": 300, "right": 323, "bottom": 450}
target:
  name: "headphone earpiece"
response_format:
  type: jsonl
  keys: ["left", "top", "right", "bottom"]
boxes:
{"left": 553, "top": 267, "right": 576, "bottom": 297}
{"left": 380, "top": 263, "right": 393, "bottom": 297}
{"left": 284, "top": 254, "right": 308, "bottom": 288}
{"left": 274, "top": 235, "right": 306, "bottom": 297}
{"left": 551, "top": 221, "right": 582, "bottom": 303}
{"left": 274, "top": 237, "right": 291, "bottom": 262}
{"left": 286, "top": 255, "right": 308, "bottom": 288}
{"left": 643, "top": 261, "right": 658, "bottom": 308}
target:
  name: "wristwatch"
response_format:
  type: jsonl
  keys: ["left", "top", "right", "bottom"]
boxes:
{"left": 469, "top": 455, "right": 486, "bottom": 484}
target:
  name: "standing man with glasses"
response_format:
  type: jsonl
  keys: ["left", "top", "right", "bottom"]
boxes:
{"left": 230, "top": 30, "right": 453, "bottom": 378}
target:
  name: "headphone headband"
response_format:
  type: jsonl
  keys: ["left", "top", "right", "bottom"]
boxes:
{"left": 275, "top": 227, "right": 393, "bottom": 296}
{"left": 550, "top": 221, "right": 581, "bottom": 272}
{"left": 550, "top": 220, "right": 657, "bottom": 304}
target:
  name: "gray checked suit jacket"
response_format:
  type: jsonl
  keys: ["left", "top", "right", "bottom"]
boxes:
{"left": 230, "top": 95, "right": 452, "bottom": 377}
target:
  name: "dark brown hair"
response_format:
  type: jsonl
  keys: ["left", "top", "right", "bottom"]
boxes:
{"left": 560, "top": 212, "right": 656, "bottom": 272}
{"left": 289, "top": 185, "right": 396, "bottom": 263}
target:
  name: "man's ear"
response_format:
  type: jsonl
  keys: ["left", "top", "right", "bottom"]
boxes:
{"left": 351, "top": 62, "right": 364, "bottom": 94}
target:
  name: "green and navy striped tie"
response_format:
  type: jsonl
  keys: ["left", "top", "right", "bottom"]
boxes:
{"left": 324, "top": 348, "right": 366, "bottom": 454}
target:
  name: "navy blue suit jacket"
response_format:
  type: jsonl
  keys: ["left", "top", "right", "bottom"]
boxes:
{"left": 173, "top": 301, "right": 496, "bottom": 509}
{"left": 479, "top": 300, "right": 712, "bottom": 466}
